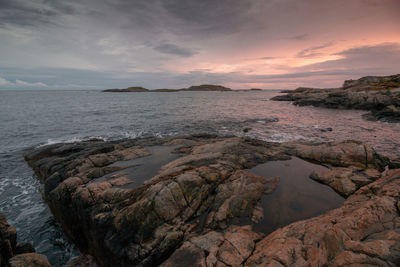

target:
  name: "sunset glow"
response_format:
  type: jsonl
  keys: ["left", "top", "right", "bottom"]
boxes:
{"left": 0, "top": 0, "right": 399, "bottom": 89}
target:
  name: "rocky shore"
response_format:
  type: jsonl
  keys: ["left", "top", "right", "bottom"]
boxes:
{"left": 271, "top": 74, "right": 400, "bottom": 122}
{"left": 0, "top": 213, "right": 50, "bottom": 267}
{"left": 23, "top": 134, "right": 400, "bottom": 266}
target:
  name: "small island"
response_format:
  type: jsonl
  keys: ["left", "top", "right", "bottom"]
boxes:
{"left": 103, "top": 84, "right": 233, "bottom": 93}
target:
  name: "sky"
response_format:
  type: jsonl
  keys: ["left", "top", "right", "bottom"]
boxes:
{"left": 0, "top": 0, "right": 399, "bottom": 90}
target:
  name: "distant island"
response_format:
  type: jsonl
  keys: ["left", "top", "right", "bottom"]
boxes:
{"left": 103, "top": 84, "right": 263, "bottom": 92}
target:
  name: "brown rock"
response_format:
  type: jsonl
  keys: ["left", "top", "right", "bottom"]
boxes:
{"left": 8, "top": 253, "right": 50, "bottom": 267}
{"left": 23, "top": 135, "right": 399, "bottom": 267}
{"left": 66, "top": 254, "right": 98, "bottom": 267}
{"left": 271, "top": 74, "right": 400, "bottom": 122}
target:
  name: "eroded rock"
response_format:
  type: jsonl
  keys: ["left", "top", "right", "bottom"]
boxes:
{"left": 0, "top": 214, "right": 50, "bottom": 267}
{"left": 24, "top": 135, "right": 398, "bottom": 266}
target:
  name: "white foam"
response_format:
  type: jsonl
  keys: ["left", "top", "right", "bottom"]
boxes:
{"left": 37, "top": 136, "right": 108, "bottom": 147}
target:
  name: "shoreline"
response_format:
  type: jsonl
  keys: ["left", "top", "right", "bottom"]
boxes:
{"left": 23, "top": 134, "right": 399, "bottom": 266}
{"left": 271, "top": 74, "right": 400, "bottom": 122}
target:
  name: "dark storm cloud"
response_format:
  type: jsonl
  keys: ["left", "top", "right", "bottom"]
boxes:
{"left": 0, "top": 0, "right": 78, "bottom": 27}
{"left": 160, "top": 0, "right": 254, "bottom": 35}
{"left": 85, "top": 0, "right": 259, "bottom": 38}
{"left": 154, "top": 43, "right": 196, "bottom": 57}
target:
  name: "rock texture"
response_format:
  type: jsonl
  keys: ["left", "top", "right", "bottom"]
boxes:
{"left": 271, "top": 74, "right": 400, "bottom": 122}
{"left": 246, "top": 168, "right": 400, "bottom": 266}
{"left": 24, "top": 135, "right": 399, "bottom": 266}
{"left": 0, "top": 214, "right": 50, "bottom": 267}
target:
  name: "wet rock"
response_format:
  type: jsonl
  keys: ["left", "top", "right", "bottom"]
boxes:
{"left": 8, "top": 253, "right": 51, "bottom": 267}
{"left": 66, "top": 254, "right": 98, "bottom": 267}
{"left": 245, "top": 168, "right": 400, "bottom": 266}
{"left": 1, "top": 214, "right": 50, "bottom": 267}
{"left": 292, "top": 140, "right": 388, "bottom": 169}
{"left": 271, "top": 74, "right": 400, "bottom": 122}
{"left": 0, "top": 213, "right": 17, "bottom": 267}
{"left": 310, "top": 167, "right": 381, "bottom": 197}
{"left": 24, "top": 135, "right": 399, "bottom": 266}
{"left": 14, "top": 243, "right": 35, "bottom": 255}
{"left": 162, "top": 226, "right": 261, "bottom": 267}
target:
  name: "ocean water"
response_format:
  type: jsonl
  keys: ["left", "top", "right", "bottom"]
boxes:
{"left": 1, "top": 89, "right": 400, "bottom": 266}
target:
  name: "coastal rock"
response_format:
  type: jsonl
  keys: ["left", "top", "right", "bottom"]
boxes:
{"left": 8, "top": 253, "right": 50, "bottom": 267}
{"left": 161, "top": 226, "right": 262, "bottom": 267}
{"left": 271, "top": 74, "right": 400, "bottom": 122}
{"left": 0, "top": 214, "right": 50, "bottom": 267}
{"left": 292, "top": 140, "right": 386, "bottom": 169}
{"left": 245, "top": 168, "right": 400, "bottom": 266}
{"left": 66, "top": 254, "right": 98, "bottom": 267}
{"left": 310, "top": 167, "right": 381, "bottom": 197}
{"left": 24, "top": 135, "right": 398, "bottom": 266}
{"left": 0, "top": 213, "right": 17, "bottom": 267}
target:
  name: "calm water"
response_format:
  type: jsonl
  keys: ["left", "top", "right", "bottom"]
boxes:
{"left": 1, "top": 89, "right": 400, "bottom": 265}
{"left": 251, "top": 157, "right": 344, "bottom": 235}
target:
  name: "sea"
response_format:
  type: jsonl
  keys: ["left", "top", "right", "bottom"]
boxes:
{"left": 1, "top": 89, "right": 400, "bottom": 266}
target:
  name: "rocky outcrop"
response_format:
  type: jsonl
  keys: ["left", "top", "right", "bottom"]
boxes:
{"left": 24, "top": 135, "right": 398, "bottom": 266}
{"left": 245, "top": 168, "right": 400, "bottom": 266}
{"left": 0, "top": 214, "right": 50, "bottom": 267}
{"left": 271, "top": 74, "right": 400, "bottom": 122}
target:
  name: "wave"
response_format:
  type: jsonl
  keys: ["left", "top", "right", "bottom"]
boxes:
{"left": 37, "top": 136, "right": 108, "bottom": 147}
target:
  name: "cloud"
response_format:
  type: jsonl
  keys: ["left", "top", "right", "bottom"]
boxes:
{"left": 0, "top": 1, "right": 399, "bottom": 90}
{"left": 302, "top": 43, "right": 400, "bottom": 73}
{"left": 15, "top": 79, "right": 48, "bottom": 87}
{"left": 288, "top": 34, "right": 310, "bottom": 41}
{"left": 0, "top": 76, "right": 11, "bottom": 86}
{"left": 154, "top": 43, "right": 197, "bottom": 57}
{"left": 0, "top": 0, "right": 79, "bottom": 28}
{"left": 296, "top": 42, "right": 334, "bottom": 58}
{"left": 0, "top": 76, "right": 48, "bottom": 88}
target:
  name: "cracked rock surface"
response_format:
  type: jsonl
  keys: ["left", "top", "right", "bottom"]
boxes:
{"left": 24, "top": 135, "right": 398, "bottom": 266}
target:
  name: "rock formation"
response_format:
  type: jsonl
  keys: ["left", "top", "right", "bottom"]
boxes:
{"left": 271, "top": 74, "right": 400, "bottom": 122}
{"left": 0, "top": 213, "right": 50, "bottom": 267}
{"left": 24, "top": 135, "right": 399, "bottom": 266}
